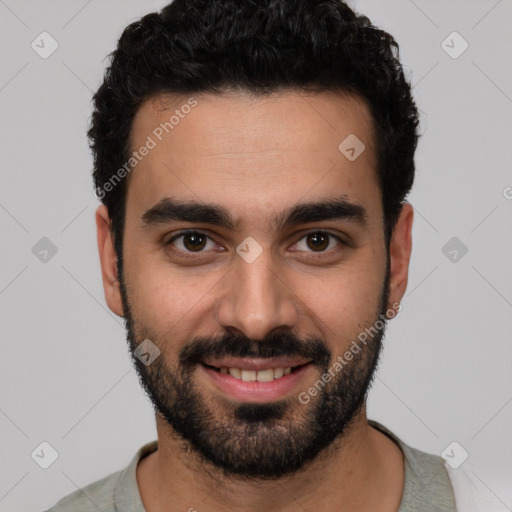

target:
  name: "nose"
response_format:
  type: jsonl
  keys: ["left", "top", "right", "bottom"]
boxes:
{"left": 215, "top": 248, "right": 299, "bottom": 340}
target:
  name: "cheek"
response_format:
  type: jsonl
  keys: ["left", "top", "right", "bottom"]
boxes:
{"left": 125, "top": 253, "right": 221, "bottom": 333}
{"left": 295, "top": 266, "right": 383, "bottom": 346}
{"left": 130, "top": 275, "right": 192, "bottom": 329}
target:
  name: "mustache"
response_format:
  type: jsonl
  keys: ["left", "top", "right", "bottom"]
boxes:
{"left": 179, "top": 330, "right": 331, "bottom": 368}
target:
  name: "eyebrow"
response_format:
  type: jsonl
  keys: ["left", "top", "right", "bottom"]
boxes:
{"left": 141, "top": 196, "right": 368, "bottom": 231}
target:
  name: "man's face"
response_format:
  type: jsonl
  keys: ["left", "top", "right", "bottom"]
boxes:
{"left": 104, "top": 90, "right": 401, "bottom": 478}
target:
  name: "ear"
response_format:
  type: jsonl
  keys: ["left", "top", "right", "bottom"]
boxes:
{"left": 387, "top": 202, "right": 413, "bottom": 315}
{"left": 96, "top": 204, "right": 124, "bottom": 317}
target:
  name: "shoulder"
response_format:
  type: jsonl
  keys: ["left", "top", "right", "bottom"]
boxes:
{"left": 45, "top": 469, "right": 122, "bottom": 512}
{"left": 44, "top": 440, "right": 158, "bottom": 512}
{"left": 369, "top": 420, "right": 457, "bottom": 510}
{"left": 369, "top": 420, "right": 509, "bottom": 512}
{"left": 445, "top": 465, "right": 511, "bottom": 512}
{"left": 369, "top": 419, "right": 452, "bottom": 483}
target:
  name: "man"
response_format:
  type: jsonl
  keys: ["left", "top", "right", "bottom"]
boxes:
{"left": 47, "top": 0, "right": 483, "bottom": 510}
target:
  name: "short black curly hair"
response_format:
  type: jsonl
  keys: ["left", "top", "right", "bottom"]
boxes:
{"left": 88, "top": 0, "right": 419, "bottom": 263}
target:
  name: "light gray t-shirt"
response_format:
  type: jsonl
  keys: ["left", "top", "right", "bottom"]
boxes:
{"left": 45, "top": 420, "right": 457, "bottom": 511}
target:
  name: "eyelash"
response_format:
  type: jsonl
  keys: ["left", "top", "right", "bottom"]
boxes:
{"left": 166, "top": 229, "right": 346, "bottom": 259}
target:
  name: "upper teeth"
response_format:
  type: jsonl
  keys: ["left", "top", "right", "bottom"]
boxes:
{"left": 220, "top": 367, "right": 292, "bottom": 381}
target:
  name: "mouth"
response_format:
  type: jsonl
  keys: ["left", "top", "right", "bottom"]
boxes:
{"left": 202, "top": 362, "right": 309, "bottom": 381}
{"left": 200, "top": 358, "right": 314, "bottom": 403}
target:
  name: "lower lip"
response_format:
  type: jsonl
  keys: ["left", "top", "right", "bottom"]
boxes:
{"left": 200, "top": 363, "right": 313, "bottom": 403}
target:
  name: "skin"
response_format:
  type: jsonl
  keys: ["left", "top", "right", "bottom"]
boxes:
{"left": 96, "top": 89, "right": 413, "bottom": 511}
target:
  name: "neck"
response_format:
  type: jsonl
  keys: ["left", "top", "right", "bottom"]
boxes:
{"left": 136, "top": 408, "right": 405, "bottom": 512}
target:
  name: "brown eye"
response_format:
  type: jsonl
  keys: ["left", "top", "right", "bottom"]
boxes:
{"left": 292, "top": 231, "right": 343, "bottom": 254}
{"left": 306, "top": 232, "right": 329, "bottom": 251}
{"left": 183, "top": 232, "right": 207, "bottom": 251}
{"left": 168, "top": 231, "right": 216, "bottom": 253}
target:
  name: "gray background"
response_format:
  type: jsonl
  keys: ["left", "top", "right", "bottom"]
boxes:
{"left": 0, "top": 0, "right": 511, "bottom": 510}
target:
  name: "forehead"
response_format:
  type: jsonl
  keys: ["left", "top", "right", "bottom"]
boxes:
{"left": 126, "top": 89, "right": 381, "bottom": 227}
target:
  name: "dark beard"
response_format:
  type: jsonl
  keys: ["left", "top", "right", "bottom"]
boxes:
{"left": 118, "top": 260, "right": 390, "bottom": 480}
